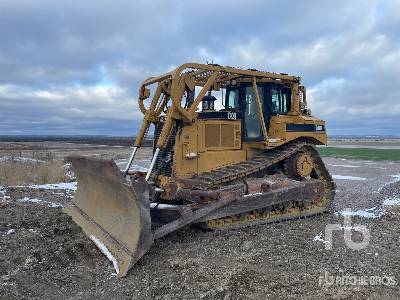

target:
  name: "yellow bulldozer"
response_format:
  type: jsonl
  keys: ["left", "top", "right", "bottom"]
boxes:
{"left": 64, "top": 63, "right": 335, "bottom": 277}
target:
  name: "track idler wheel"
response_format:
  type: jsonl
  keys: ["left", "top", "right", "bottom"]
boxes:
{"left": 285, "top": 151, "right": 314, "bottom": 179}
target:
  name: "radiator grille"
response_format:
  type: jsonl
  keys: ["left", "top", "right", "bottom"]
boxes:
{"left": 205, "top": 124, "right": 220, "bottom": 148}
{"left": 204, "top": 122, "right": 239, "bottom": 149}
{"left": 221, "top": 124, "right": 234, "bottom": 147}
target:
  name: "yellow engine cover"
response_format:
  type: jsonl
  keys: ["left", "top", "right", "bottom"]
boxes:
{"left": 173, "top": 119, "right": 246, "bottom": 178}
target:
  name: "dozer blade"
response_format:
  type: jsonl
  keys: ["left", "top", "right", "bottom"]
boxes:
{"left": 63, "top": 156, "right": 153, "bottom": 277}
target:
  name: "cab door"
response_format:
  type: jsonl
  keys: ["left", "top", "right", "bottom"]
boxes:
{"left": 240, "top": 84, "right": 266, "bottom": 141}
{"left": 226, "top": 84, "right": 266, "bottom": 142}
{"left": 264, "top": 84, "right": 292, "bottom": 129}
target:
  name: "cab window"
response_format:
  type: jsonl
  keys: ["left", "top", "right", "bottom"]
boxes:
{"left": 225, "top": 88, "right": 239, "bottom": 109}
{"left": 270, "top": 86, "right": 291, "bottom": 115}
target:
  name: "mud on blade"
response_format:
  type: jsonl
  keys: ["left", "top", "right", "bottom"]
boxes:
{"left": 63, "top": 156, "right": 153, "bottom": 277}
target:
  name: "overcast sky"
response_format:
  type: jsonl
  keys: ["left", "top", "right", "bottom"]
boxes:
{"left": 0, "top": 0, "right": 399, "bottom": 136}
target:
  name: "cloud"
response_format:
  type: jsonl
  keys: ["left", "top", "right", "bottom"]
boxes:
{"left": 0, "top": 83, "right": 139, "bottom": 135}
{"left": 0, "top": 0, "right": 399, "bottom": 136}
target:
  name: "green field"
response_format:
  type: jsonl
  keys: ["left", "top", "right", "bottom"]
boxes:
{"left": 318, "top": 147, "right": 400, "bottom": 161}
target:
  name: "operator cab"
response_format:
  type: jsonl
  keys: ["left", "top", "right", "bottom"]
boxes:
{"left": 225, "top": 82, "right": 291, "bottom": 141}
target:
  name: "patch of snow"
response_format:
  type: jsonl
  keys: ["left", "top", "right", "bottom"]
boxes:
{"left": 63, "top": 163, "right": 76, "bottom": 181}
{"left": 116, "top": 159, "right": 151, "bottom": 173}
{"left": 48, "top": 202, "right": 64, "bottom": 208}
{"left": 116, "top": 162, "right": 149, "bottom": 172}
{"left": 6, "top": 229, "right": 15, "bottom": 235}
{"left": 150, "top": 203, "right": 178, "bottom": 209}
{"left": 332, "top": 175, "right": 367, "bottom": 181}
{"left": 376, "top": 175, "right": 400, "bottom": 193}
{"left": 90, "top": 235, "right": 120, "bottom": 275}
{"left": 390, "top": 175, "right": 400, "bottom": 181}
{"left": 335, "top": 198, "right": 400, "bottom": 219}
{"left": 336, "top": 209, "right": 382, "bottom": 219}
{"left": 328, "top": 164, "right": 361, "bottom": 168}
{"left": 0, "top": 156, "right": 45, "bottom": 163}
{"left": 2, "top": 282, "right": 15, "bottom": 286}
{"left": 383, "top": 197, "right": 400, "bottom": 207}
{"left": 24, "top": 182, "right": 77, "bottom": 191}
{"left": 19, "top": 197, "right": 42, "bottom": 204}
{"left": 0, "top": 186, "right": 6, "bottom": 201}
{"left": 313, "top": 232, "right": 330, "bottom": 245}
{"left": 52, "top": 192, "right": 66, "bottom": 195}
{"left": 24, "top": 257, "right": 37, "bottom": 269}
{"left": 244, "top": 192, "right": 264, "bottom": 197}
{"left": 127, "top": 164, "right": 148, "bottom": 172}
{"left": 18, "top": 197, "right": 63, "bottom": 208}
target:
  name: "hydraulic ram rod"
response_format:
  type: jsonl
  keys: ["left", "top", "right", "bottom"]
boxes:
{"left": 145, "top": 148, "right": 160, "bottom": 181}
{"left": 123, "top": 146, "right": 138, "bottom": 176}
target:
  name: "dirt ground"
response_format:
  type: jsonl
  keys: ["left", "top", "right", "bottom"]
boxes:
{"left": 1, "top": 143, "right": 400, "bottom": 299}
